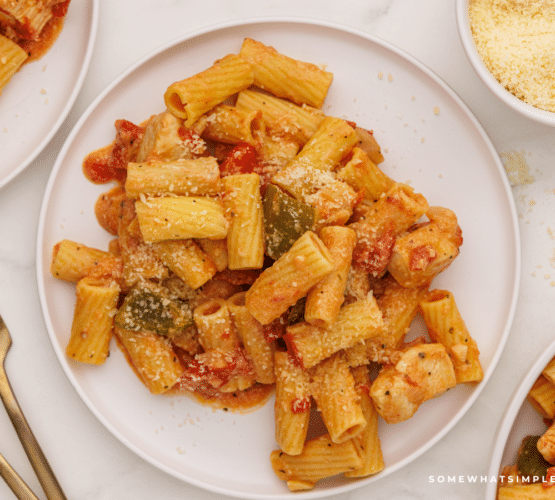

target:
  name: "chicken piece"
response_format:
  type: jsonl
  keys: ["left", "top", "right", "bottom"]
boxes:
{"left": 538, "top": 423, "right": 555, "bottom": 464}
{"left": 349, "top": 183, "right": 428, "bottom": 276}
{"left": 387, "top": 206, "right": 463, "bottom": 288}
{"left": 136, "top": 110, "right": 206, "bottom": 162}
{"left": 370, "top": 343, "right": 456, "bottom": 424}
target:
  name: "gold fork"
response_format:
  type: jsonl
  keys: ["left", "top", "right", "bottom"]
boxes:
{"left": 0, "top": 315, "right": 67, "bottom": 500}
{"left": 0, "top": 452, "right": 39, "bottom": 500}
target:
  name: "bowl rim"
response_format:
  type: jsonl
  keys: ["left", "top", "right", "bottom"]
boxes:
{"left": 485, "top": 337, "right": 555, "bottom": 498}
{"left": 455, "top": 0, "right": 555, "bottom": 126}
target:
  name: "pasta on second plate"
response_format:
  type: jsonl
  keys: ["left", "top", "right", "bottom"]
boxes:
{"left": 50, "top": 38, "right": 483, "bottom": 491}
{"left": 0, "top": 0, "right": 71, "bottom": 94}
{"left": 496, "top": 356, "right": 555, "bottom": 499}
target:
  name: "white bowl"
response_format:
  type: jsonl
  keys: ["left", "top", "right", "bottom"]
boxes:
{"left": 486, "top": 338, "right": 555, "bottom": 499}
{"left": 455, "top": 0, "right": 555, "bottom": 126}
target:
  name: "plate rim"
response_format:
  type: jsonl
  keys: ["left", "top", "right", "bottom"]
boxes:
{"left": 36, "top": 16, "right": 522, "bottom": 499}
{"left": 0, "top": 0, "right": 100, "bottom": 189}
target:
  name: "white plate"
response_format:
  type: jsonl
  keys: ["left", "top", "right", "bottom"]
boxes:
{"left": 0, "top": 0, "right": 98, "bottom": 189}
{"left": 486, "top": 340, "right": 555, "bottom": 499}
{"left": 37, "top": 19, "right": 521, "bottom": 499}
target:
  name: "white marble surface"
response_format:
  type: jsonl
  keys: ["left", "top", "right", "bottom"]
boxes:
{"left": 0, "top": 1, "right": 554, "bottom": 499}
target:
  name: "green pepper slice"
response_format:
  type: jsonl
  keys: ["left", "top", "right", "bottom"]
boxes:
{"left": 115, "top": 281, "right": 193, "bottom": 337}
{"left": 517, "top": 435, "right": 552, "bottom": 481}
{"left": 263, "top": 183, "right": 316, "bottom": 260}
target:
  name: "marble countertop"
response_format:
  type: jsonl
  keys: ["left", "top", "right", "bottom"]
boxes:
{"left": 1, "top": 1, "right": 554, "bottom": 499}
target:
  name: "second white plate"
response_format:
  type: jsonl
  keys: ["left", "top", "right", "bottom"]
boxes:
{"left": 0, "top": 0, "right": 98, "bottom": 189}
{"left": 37, "top": 19, "right": 520, "bottom": 499}
{"left": 486, "top": 339, "right": 555, "bottom": 499}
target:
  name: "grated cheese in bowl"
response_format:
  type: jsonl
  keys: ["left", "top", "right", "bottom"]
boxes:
{"left": 456, "top": 0, "right": 555, "bottom": 126}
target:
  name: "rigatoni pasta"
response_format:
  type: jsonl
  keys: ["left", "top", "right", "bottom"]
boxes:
{"left": 222, "top": 173, "right": 264, "bottom": 270}
{"left": 203, "top": 104, "right": 264, "bottom": 145}
{"left": 51, "top": 239, "right": 115, "bottom": 283}
{"left": 309, "top": 352, "right": 367, "bottom": 444}
{"left": 239, "top": 38, "right": 333, "bottom": 109}
{"left": 0, "top": 0, "right": 72, "bottom": 95}
{"left": 228, "top": 292, "right": 275, "bottom": 384}
{"left": 114, "top": 326, "right": 185, "bottom": 395}
{"left": 304, "top": 225, "right": 356, "bottom": 329}
{"left": 419, "top": 289, "right": 483, "bottom": 384}
{"left": 0, "top": 34, "right": 27, "bottom": 94}
{"left": 50, "top": 38, "right": 476, "bottom": 493}
{"left": 164, "top": 53, "right": 254, "bottom": 127}
{"left": 337, "top": 146, "right": 394, "bottom": 202}
{"left": 273, "top": 351, "right": 311, "bottom": 456}
{"left": 285, "top": 294, "right": 384, "bottom": 370}
{"left": 151, "top": 239, "right": 217, "bottom": 290}
{"left": 344, "top": 365, "right": 384, "bottom": 478}
{"left": 124, "top": 158, "right": 222, "bottom": 198}
{"left": 244, "top": 230, "right": 334, "bottom": 325}
{"left": 135, "top": 196, "right": 228, "bottom": 242}
{"left": 270, "top": 433, "right": 363, "bottom": 491}
{"left": 66, "top": 277, "right": 120, "bottom": 365}
{"left": 235, "top": 89, "right": 324, "bottom": 145}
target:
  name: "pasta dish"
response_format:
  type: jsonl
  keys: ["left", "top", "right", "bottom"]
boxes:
{"left": 49, "top": 38, "right": 483, "bottom": 491}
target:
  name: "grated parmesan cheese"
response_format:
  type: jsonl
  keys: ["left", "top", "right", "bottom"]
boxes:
{"left": 469, "top": 0, "right": 555, "bottom": 112}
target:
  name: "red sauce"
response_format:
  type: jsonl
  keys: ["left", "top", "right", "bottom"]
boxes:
{"left": 409, "top": 245, "right": 437, "bottom": 271}
{"left": 261, "top": 316, "right": 286, "bottom": 343}
{"left": 215, "top": 268, "right": 261, "bottom": 286}
{"left": 82, "top": 120, "right": 144, "bottom": 184}
{"left": 167, "top": 381, "right": 274, "bottom": 413}
{"left": 184, "top": 358, "right": 236, "bottom": 387}
{"left": 108, "top": 119, "right": 145, "bottom": 170}
{"left": 220, "top": 142, "right": 258, "bottom": 176}
{"left": 177, "top": 126, "right": 202, "bottom": 144}
{"left": 544, "top": 467, "right": 555, "bottom": 489}
{"left": 291, "top": 397, "right": 310, "bottom": 414}
{"left": 83, "top": 150, "right": 126, "bottom": 184}
{"left": 357, "top": 384, "right": 371, "bottom": 397}
{"left": 116, "top": 336, "right": 273, "bottom": 413}
{"left": 52, "top": 1, "right": 71, "bottom": 17}
{"left": 352, "top": 221, "right": 396, "bottom": 274}
{"left": 282, "top": 335, "right": 304, "bottom": 368}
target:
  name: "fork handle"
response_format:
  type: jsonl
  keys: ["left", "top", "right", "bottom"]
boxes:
{"left": 0, "top": 452, "right": 40, "bottom": 500}
{"left": 0, "top": 368, "right": 67, "bottom": 500}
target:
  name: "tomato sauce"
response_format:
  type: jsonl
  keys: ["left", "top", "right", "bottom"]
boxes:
{"left": 82, "top": 120, "right": 144, "bottom": 184}
{"left": 220, "top": 142, "right": 258, "bottom": 176}
{"left": 291, "top": 397, "right": 310, "bottom": 414}
{"left": 52, "top": 1, "right": 71, "bottom": 18}
{"left": 167, "top": 381, "right": 274, "bottom": 413}
{"left": 83, "top": 147, "right": 127, "bottom": 184}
